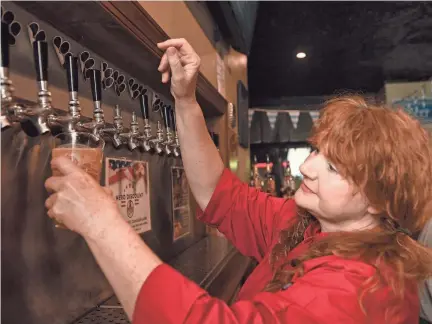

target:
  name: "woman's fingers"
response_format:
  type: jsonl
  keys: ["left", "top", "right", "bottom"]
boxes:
{"left": 45, "top": 193, "right": 58, "bottom": 209}
{"left": 102, "top": 187, "right": 113, "bottom": 196}
{"left": 157, "top": 38, "right": 195, "bottom": 55}
{"left": 158, "top": 53, "right": 169, "bottom": 72}
{"left": 45, "top": 176, "right": 63, "bottom": 193}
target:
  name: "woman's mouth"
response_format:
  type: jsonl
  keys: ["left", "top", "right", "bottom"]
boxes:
{"left": 300, "top": 182, "right": 314, "bottom": 194}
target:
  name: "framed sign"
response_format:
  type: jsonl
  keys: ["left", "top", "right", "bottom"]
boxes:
{"left": 171, "top": 167, "right": 191, "bottom": 241}
{"left": 105, "top": 157, "right": 151, "bottom": 234}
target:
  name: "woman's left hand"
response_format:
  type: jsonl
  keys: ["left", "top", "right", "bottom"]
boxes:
{"left": 45, "top": 156, "right": 121, "bottom": 238}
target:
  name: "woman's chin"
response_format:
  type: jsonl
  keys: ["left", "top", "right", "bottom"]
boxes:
{"left": 294, "top": 190, "right": 306, "bottom": 208}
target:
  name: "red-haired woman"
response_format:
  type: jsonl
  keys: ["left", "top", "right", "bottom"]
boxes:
{"left": 45, "top": 39, "right": 432, "bottom": 324}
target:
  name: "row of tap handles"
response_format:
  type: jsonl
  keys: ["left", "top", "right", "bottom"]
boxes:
{"left": 0, "top": 21, "right": 180, "bottom": 157}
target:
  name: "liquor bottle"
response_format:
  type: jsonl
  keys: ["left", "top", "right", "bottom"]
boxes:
{"left": 281, "top": 161, "right": 296, "bottom": 198}
{"left": 251, "top": 155, "right": 262, "bottom": 190}
{"left": 264, "top": 154, "right": 276, "bottom": 196}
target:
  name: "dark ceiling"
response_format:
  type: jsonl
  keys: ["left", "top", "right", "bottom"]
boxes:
{"left": 248, "top": 2, "right": 432, "bottom": 107}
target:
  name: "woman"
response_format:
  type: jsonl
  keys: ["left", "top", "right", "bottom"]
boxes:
{"left": 45, "top": 39, "right": 432, "bottom": 323}
{"left": 419, "top": 219, "right": 432, "bottom": 322}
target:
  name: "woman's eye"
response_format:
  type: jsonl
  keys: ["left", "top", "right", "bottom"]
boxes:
{"left": 328, "top": 163, "right": 338, "bottom": 173}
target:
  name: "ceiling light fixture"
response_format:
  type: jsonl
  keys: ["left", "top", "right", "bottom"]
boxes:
{"left": 296, "top": 52, "right": 306, "bottom": 59}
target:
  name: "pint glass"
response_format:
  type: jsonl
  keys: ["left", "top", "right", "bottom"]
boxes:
{"left": 51, "top": 132, "right": 105, "bottom": 228}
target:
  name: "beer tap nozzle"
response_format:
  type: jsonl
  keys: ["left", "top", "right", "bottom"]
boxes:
{"left": 150, "top": 121, "right": 164, "bottom": 155}
{"left": 100, "top": 105, "right": 124, "bottom": 148}
{"left": 119, "top": 111, "right": 140, "bottom": 151}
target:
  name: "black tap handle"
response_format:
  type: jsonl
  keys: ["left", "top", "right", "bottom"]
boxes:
{"left": 89, "top": 69, "right": 102, "bottom": 102}
{"left": 1, "top": 22, "right": 9, "bottom": 68}
{"left": 139, "top": 94, "right": 150, "bottom": 119}
{"left": 33, "top": 41, "right": 48, "bottom": 81}
{"left": 169, "top": 106, "right": 176, "bottom": 131}
{"left": 162, "top": 105, "right": 171, "bottom": 129}
{"left": 65, "top": 54, "right": 78, "bottom": 92}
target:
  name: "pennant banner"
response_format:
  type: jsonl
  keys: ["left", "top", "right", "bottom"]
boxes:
{"left": 248, "top": 110, "right": 254, "bottom": 128}
{"left": 288, "top": 111, "right": 300, "bottom": 129}
{"left": 309, "top": 111, "right": 320, "bottom": 124}
{"left": 267, "top": 111, "right": 278, "bottom": 130}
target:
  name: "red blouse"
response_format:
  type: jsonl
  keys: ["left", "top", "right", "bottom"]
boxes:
{"left": 133, "top": 169, "right": 419, "bottom": 323}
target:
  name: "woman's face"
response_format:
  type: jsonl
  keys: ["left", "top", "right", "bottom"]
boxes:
{"left": 294, "top": 149, "right": 378, "bottom": 231}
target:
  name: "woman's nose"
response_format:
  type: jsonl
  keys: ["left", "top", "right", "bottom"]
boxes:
{"left": 300, "top": 153, "right": 318, "bottom": 180}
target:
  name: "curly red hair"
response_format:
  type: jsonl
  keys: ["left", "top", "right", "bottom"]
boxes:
{"left": 266, "top": 95, "right": 432, "bottom": 316}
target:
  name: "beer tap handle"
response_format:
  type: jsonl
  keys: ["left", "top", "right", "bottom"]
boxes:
{"left": 139, "top": 93, "right": 150, "bottom": 120}
{"left": 65, "top": 54, "right": 78, "bottom": 93}
{"left": 162, "top": 104, "right": 170, "bottom": 129}
{"left": 169, "top": 106, "right": 176, "bottom": 131}
{"left": 33, "top": 41, "right": 48, "bottom": 81}
{"left": 1, "top": 22, "right": 10, "bottom": 68}
{"left": 89, "top": 69, "right": 102, "bottom": 103}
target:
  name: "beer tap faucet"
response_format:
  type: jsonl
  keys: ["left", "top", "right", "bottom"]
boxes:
{"left": 10, "top": 39, "right": 52, "bottom": 134}
{"left": 119, "top": 111, "right": 140, "bottom": 151}
{"left": 79, "top": 69, "right": 106, "bottom": 138}
{"left": 1, "top": 21, "right": 19, "bottom": 129}
{"left": 137, "top": 92, "right": 154, "bottom": 152}
{"left": 46, "top": 54, "right": 82, "bottom": 132}
{"left": 101, "top": 105, "right": 124, "bottom": 148}
{"left": 169, "top": 107, "right": 180, "bottom": 157}
{"left": 148, "top": 98, "right": 164, "bottom": 155}
{"left": 161, "top": 104, "right": 174, "bottom": 156}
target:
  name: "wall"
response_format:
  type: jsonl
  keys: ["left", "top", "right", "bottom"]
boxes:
{"left": 138, "top": 1, "right": 250, "bottom": 181}
{"left": 385, "top": 80, "right": 432, "bottom": 133}
{"left": 385, "top": 80, "right": 432, "bottom": 104}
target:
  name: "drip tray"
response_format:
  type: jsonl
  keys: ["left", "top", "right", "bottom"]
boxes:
{"left": 75, "top": 308, "right": 129, "bottom": 324}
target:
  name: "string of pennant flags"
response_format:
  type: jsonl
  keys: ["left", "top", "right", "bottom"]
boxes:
{"left": 248, "top": 109, "right": 320, "bottom": 130}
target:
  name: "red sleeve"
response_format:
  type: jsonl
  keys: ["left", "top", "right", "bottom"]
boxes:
{"left": 197, "top": 169, "right": 297, "bottom": 261}
{"left": 133, "top": 260, "right": 408, "bottom": 324}
{"left": 132, "top": 263, "right": 318, "bottom": 324}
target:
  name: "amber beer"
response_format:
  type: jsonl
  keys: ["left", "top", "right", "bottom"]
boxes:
{"left": 51, "top": 145, "right": 103, "bottom": 180}
{"left": 51, "top": 132, "right": 105, "bottom": 229}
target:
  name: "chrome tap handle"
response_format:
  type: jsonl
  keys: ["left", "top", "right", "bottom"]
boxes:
{"left": 161, "top": 104, "right": 174, "bottom": 155}
{"left": 29, "top": 40, "right": 51, "bottom": 134}
{"left": 139, "top": 93, "right": 150, "bottom": 120}
{"left": 89, "top": 69, "right": 104, "bottom": 121}
{"left": 65, "top": 54, "right": 78, "bottom": 93}
{"left": 64, "top": 54, "right": 81, "bottom": 119}
{"left": 46, "top": 54, "right": 82, "bottom": 133}
{"left": 162, "top": 104, "right": 170, "bottom": 130}
{"left": 89, "top": 69, "right": 102, "bottom": 103}
{"left": 138, "top": 93, "right": 154, "bottom": 152}
{"left": 1, "top": 22, "right": 10, "bottom": 70}
{"left": 1, "top": 21, "right": 12, "bottom": 128}
{"left": 170, "top": 106, "right": 181, "bottom": 157}
{"left": 33, "top": 40, "right": 48, "bottom": 82}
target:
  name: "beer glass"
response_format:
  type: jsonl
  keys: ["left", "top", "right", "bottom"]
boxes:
{"left": 51, "top": 132, "right": 105, "bottom": 228}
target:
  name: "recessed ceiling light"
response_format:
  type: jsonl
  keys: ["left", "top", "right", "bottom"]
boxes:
{"left": 296, "top": 52, "right": 306, "bottom": 59}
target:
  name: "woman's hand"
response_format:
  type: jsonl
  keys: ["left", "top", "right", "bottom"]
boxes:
{"left": 45, "top": 156, "right": 121, "bottom": 239}
{"left": 157, "top": 38, "right": 201, "bottom": 103}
